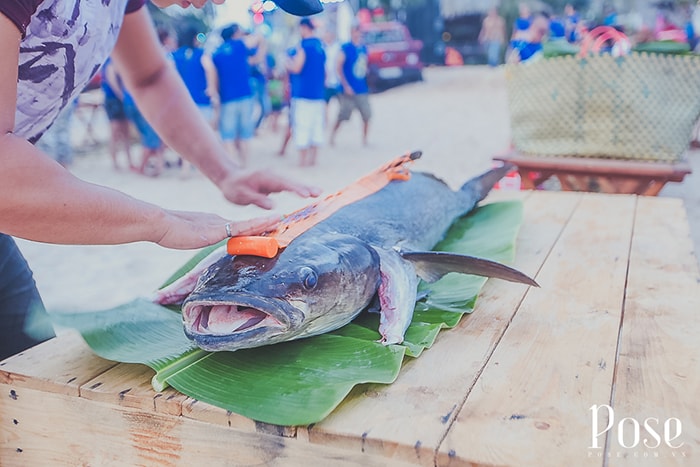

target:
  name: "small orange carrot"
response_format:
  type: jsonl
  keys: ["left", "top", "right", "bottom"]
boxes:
{"left": 227, "top": 236, "right": 280, "bottom": 258}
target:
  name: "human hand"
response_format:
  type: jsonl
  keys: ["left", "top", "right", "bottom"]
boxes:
{"left": 217, "top": 170, "right": 321, "bottom": 210}
{"left": 155, "top": 210, "right": 283, "bottom": 249}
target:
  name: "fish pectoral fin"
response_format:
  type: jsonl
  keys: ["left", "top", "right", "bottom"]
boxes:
{"left": 373, "top": 248, "right": 420, "bottom": 345}
{"left": 400, "top": 251, "right": 539, "bottom": 287}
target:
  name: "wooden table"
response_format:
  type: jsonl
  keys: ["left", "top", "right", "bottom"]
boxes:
{"left": 493, "top": 151, "right": 692, "bottom": 196}
{"left": 2, "top": 192, "right": 699, "bottom": 466}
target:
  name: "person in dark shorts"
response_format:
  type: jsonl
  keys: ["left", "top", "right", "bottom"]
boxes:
{"left": 101, "top": 57, "right": 136, "bottom": 171}
{"left": 330, "top": 25, "right": 372, "bottom": 146}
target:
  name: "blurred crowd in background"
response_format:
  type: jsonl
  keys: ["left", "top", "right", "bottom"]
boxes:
{"left": 40, "top": 7, "right": 376, "bottom": 174}
{"left": 474, "top": 1, "right": 700, "bottom": 67}
{"left": 37, "top": 0, "right": 700, "bottom": 170}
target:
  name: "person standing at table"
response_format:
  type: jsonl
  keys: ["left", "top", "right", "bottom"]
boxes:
{"left": 0, "top": 0, "right": 322, "bottom": 361}
{"left": 330, "top": 24, "right": 371, "bottom": 147}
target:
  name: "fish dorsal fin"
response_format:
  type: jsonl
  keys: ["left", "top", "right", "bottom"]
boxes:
{"left": 400, "top": 251, "right": 539, "bottom": 287}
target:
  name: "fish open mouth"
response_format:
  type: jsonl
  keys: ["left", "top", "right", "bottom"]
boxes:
{"left": 183, "top": 302, "right": 285, "bottom": 336}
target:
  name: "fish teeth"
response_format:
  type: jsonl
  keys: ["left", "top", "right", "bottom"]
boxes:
{"left": 186, "top": 305, "right": 204, "bottom": 330}
{"left": 200, "top": 306, "right": 211, "bottom": 330}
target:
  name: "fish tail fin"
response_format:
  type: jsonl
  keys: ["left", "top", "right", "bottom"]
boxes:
{"left": 459, "top": 163, "right": 515, "bottom": 203}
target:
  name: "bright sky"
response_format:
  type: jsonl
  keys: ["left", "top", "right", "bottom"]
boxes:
{"left": 212, "top": 1, "right": 253, "bottom": 28}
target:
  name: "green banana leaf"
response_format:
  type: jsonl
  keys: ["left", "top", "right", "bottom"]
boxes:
{"left": 52, "top": 200, "right": 524, "bottom": 426}
{"left": 543, "top": 40, "right": 580, "bottom": 58}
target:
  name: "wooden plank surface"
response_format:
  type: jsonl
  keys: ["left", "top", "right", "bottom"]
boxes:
{"left": 309, "top": 192, "right": 579, "bottom": 465}
{"left": 608, "top": 197, "right": 700, "bottom": 464}
{"left": 80, "top": 363, "right": 185, "bottom": 415}
{"left": 0, "top": 331, "right": 116, "bottom": 396}
{"left": 0, "top": 384, "right": 414, "bottom": 467}
{"left": 439, "top": 193, "right": 637, "bottom": 466}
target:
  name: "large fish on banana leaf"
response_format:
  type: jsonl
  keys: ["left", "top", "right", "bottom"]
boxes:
{"left": 155, "top": 155, "right": 537, "bottom": 351}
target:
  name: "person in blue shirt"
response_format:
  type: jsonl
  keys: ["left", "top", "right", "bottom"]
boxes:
{"left": 549, "top": 15, "right": 566, "bottom": 41}
{"left": 602, "top": 6, "right": 618, "bottom": 28}
{"left": 210, "top": 23, "right": 260, "bottom": 168}
{"left": 330, "top": 24, "right": 371, "bottom": 147}
{"left": 508, "top": 4, "right": 549, "bottom": 63}
{"left": 508, "top": 2, "right": 532, "bottom": 61}
{"left": 286, "top": 17, "right": 326, "bottom": 167}
{"left": 564, "top": 4, "right": 581, "bottom": 43}
{"left": 172, "top": 26, "right": 212, "bottom": 177}
{"left": 173, "top": 27, "right": 212, "bottom": 123}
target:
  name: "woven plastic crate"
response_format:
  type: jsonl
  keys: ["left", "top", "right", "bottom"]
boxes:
{"left": 506, "top": 51, "right": 700, "bottom": 162}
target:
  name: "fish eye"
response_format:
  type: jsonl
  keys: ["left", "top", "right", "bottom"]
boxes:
{"left": 300, "top": 267, "right": 318, "bottom": 290}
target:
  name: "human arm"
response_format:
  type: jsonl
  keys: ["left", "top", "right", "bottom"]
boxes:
{"left": 201, "top": 53, "right": 219, "bottom": 103}
{"left": 0, "top": 12, "right": 295, "bottom": 249}
{"left": 286, "top": 45, "right": 306, "bottom": 74}
{"left": 246, "top": 33, "right": 266, "bottom": 66}
{"left": 336, "top": 48, "right": 354, "bottom": 95}
{"left": 112, "top": 8, "right": 319, "bottom": 208}
{"left": 200, "top": 52, "right": 220, "bottom": 127}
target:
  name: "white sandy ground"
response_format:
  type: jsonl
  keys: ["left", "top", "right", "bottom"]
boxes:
{"left": 14, "top": 65, "right": 700, "bottom": 315}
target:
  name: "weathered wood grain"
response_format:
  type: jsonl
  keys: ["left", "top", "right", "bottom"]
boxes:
{"left": 608, "top": 197, "right": 700, "bottom": 464}
{"left": 81, "top": 363, "right": 184, "bottom": 415}
{"left": 0, "top": 384, "right": 414, "bottom": 467}
{"left": 439, "top": 193, "right": 637, "bottom": 466}
{"left": 309, "top": 192, "right": 577, "bottom": 465}
{"left": 0, "top": 331, "right": 116, "bottom": 396}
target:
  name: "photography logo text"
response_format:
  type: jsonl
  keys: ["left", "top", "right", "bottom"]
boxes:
{"left": 588, "top": 404, "right": 687, "bottom": 459}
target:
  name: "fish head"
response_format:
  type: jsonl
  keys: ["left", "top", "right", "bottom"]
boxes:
{"left": 181, "top": 233, "right": 381, "bottom": 351}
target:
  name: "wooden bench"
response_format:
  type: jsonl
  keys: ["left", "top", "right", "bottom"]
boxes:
{"left": 493, "top": 151, "right": 692, "bottom": 196}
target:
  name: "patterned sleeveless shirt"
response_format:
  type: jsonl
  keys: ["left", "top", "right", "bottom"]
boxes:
{"left": 2, "top": 0, "right": 144, "bottom": 142}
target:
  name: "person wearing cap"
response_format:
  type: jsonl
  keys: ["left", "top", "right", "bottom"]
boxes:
{"left": 286, "top": 17, "right": 327, "bottom": 167}
{"left": 0, "top": 0, "right": 322, "bottom": 361}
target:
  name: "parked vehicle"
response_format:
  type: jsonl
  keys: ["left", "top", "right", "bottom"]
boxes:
{"left": 442, "top": 13, "right": 487, "bottom": 65}
{"left": 360, "top": 21, "right": 423, "bottom": 90}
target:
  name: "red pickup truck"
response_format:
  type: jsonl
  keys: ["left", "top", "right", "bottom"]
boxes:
{"left": 360, "top": 21, "right": 423, "bottom": 90}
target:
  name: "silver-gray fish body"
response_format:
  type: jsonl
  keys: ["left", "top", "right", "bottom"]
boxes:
{"left": 169, "top": 166, "right": 536, "bottom": 351}
{"left": 306, "top": 172, "right": 480, "bottom": 252}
